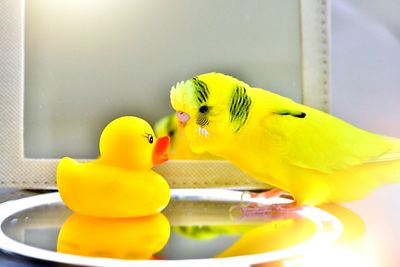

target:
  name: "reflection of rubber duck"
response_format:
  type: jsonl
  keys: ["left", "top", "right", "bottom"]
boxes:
{"left": 57, "top": 213, "right": 170, "bottom": 259}
{"left": 57, "top": 116, "right": 171, "bottom": 218}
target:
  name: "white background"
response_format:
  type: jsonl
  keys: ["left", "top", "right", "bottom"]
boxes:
{"left": 23, "top": 0, "right": 302, "bottom": 159}
{"left": 332, "top": 1, "right": 400, "bottom": 267}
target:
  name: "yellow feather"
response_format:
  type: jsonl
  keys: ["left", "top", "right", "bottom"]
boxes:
{"left": 170, "top": 72, "right": 400, "bottom": 206}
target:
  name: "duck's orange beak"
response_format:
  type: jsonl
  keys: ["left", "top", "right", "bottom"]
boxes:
{"left": 152, "top": 136, "right": 170, "bottom": 165}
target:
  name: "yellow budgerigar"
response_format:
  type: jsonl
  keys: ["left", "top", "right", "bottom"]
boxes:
{"left": 170, "top": 72, "right": 400, "bottom": 207}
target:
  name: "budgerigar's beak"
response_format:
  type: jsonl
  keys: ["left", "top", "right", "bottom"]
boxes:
{"left": 176, "top": 112, "right": 190, "bottom": 127}
{"left": 152, "top": 136, "right": 170, "bottom": 165}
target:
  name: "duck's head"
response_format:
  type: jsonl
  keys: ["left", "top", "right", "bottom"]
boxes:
{"left": 99, "top": 116, "right": 170, "bottom": 170}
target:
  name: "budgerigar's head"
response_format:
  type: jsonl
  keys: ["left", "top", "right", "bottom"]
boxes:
{"left": 170, "top": 72, "right": 252, "bottom": 155}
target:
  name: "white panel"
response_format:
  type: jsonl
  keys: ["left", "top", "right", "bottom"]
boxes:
{"left": 300, "top": 0, "right": 331, "bottom": 112}
{"left": 0, "top": 0, "right": 331, "bottom": 188}
{"left": 24, "top": 0, "right": 302, "bottom": 159}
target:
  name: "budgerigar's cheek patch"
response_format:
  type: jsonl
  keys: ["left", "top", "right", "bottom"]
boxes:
{"left": 196, "top": 116, "right": 209, "bottom": 127}
{"left": 198, "top": 127, "right": 209, "bottom": 137}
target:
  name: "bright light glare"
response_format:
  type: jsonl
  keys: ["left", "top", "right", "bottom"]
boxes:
{"left": 284, "top": 245, "right": 370, "bottom": 267}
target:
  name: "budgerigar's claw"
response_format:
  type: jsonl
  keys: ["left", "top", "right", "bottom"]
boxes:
{"left": 241, "top": 189, "right": 294, "bottom": 207}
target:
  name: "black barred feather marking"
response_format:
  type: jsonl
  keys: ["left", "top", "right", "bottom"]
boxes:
{"left": 192, "top": 77, "right": 211, "bottom": 127}
{"left": 230, "top": 86, "right": 252, "bottom": 132}
{"left": 196, "top": 116, "right": 209, "bottom": 127}
{"left": 275, "top": 110, "right": 307, "bottom": 118}
{"left": 192, "top": 77, "right": 209, "bottom": 105}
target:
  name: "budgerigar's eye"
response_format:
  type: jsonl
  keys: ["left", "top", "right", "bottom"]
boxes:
{"left": 199, "top": 105, "right": 209, "bottom": 114}
{"left": 147, "top": 134, "right": 154, "bottom": 144}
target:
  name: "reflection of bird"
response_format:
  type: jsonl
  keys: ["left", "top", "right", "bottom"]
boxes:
{"left": 171, "top": 72, "right": 400, "bottom": 206}
{"left": 173, "top": 224, "right": 258, "bottom": 240}
{"left": 216, "top": 219, "right": 315, "bottom": 258}
{"left": 57, "top": 116, "right": 171, "bottom": 218}
{"left": 57, "top": 213, "right": 170, "bottom": 260}
{"left": 154, "top": 113, "right": 219, "bottom": 160}
{"left": 219, "top": 204, "right": 365, "bottom": 259}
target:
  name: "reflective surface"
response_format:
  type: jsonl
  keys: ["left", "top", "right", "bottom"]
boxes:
{"left": 0, "top": 190, "right": 343, "bottom": 266}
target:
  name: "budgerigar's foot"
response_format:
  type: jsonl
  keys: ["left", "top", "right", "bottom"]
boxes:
{"left": 241, "top": 188, "right": 294, "bottom": 207}
{"left": 250, "top": 188, "right": 293, "bottom": 199}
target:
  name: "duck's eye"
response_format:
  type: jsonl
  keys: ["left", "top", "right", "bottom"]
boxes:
{"left": 147, "top": 134, "right": 154, "bottom": 144}
{"left": 199, "top": 105, "right": 208, "bottom": 114}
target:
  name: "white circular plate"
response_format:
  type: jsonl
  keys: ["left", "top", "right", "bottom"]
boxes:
{"left": 0, "top": 189, "right": 343, "bottom": 266}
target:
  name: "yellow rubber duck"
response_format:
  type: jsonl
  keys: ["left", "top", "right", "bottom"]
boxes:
{"left": 57, "top": 116, "right": 171, "bottom": 218}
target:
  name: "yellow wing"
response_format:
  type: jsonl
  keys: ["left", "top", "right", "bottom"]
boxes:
{"left": 262, "top": 101, "right": 397, "bottom": 174}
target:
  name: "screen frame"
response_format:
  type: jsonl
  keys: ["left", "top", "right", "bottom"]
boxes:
{"left": 0, "top": 0, "right": 331, "bottom": 189}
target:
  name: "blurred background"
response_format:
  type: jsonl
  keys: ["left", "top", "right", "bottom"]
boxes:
{"left": 23, "top": 0, "right": 303, "bottom": 159}
{"left": 332, "top": 0, "right": 400, "bottom": 137}
{"left": 332, "top": 1, "right": 400, "bottom": 267}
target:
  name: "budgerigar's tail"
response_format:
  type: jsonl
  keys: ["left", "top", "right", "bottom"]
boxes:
{"left": 368, "top": 136, "right": 400, "bottom": 163}
{"left": 369, "top": 136, "right": 400, "bottom": 182}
